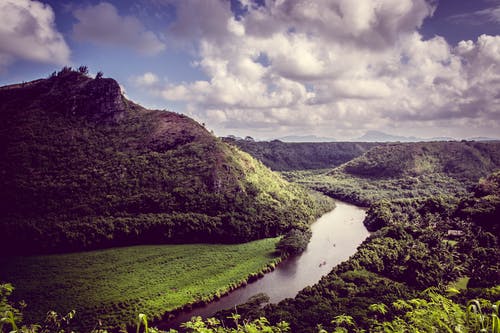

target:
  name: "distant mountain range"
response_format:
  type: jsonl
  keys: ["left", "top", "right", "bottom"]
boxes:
{"left": 468, "top": 137, "right": 500, "bottom": 141}
{"left": 232, "top": 131, "right": 500, "bottom": 143}
{"left": 352, "top": 130, "right": 456, "bottom": 142}
{"left": 266, "top": 131, "right": 498, "bottom": 143}
{"left": 278, "top": 135, "right": 337, "bottom": 142}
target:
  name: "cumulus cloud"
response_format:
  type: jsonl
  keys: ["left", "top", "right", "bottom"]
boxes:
{"left": 0, "top": 0, "right": 70, "bottom": 69}
{"left": 157, "top": 0, "right": 499, "bottom": 139}
{"left": 73, "top": 2, "right": 165, "bottom": 55}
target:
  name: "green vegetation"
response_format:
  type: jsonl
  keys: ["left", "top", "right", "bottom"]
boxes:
{"left": 2, "top": 70, "right": 499, "bottom": 332}
{"left": 207, "top": 171, "right": 499, "bottom": 332}
{"left": 342, "top": 141, "right": 500, "bottom": 180}
{"left": 276, "top": 229, "right": 312, "bottom": 255}
{"left": 451, "top": 277, "right": 470, "bottom": 291}
{"left": 3, "top": 285, "right": 498, "bottom": 333}
{"left": 224, "top": 138, "right": 380, "bottom": 171}
{"left": 367, "top": 289, "right": 500, "bottom": 333}
{"left": 282, "top": 141, "right": 500, "bottom": 206}
{"left": 0, "top": 69, "right": 330, "bottom": 254}
{"left": 284, "top": 169, "right": 468, "bottom": 206}
{"left": 0, "top": 239, "right": 281, "bottom": 331}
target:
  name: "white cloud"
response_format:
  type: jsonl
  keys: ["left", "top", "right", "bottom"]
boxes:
{"left": 131, "top": 72, "right": 160, "bottom": 86}
{"left": 166, "top": 0, "right": 232, "bottom": 46}
{"left": 449, "top": 5, "right": 500, "bottom": 25}
{"left": 477, "top": 5, "right": 500, "bottom": 23}
{"left": 0, "top": 0, "right": 70, "bottom": 69}
{"left": 156, "top": 0, "right": 499, "bottom": 139}
{"left": 73, "top": 2, "right": 165, "bottom": 55}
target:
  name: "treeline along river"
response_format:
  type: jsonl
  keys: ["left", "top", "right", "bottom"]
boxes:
{"left": 159, "top": 201, "right": 370, "bottom": 329}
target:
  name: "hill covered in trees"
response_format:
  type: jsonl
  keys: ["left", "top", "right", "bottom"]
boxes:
{"left": 341, "top": 141, "right": 500, "bottom": 180}
{"left": 284, "top": 141, "right": 500, "bottom": 206}
{"left": 0, "top": 68, "right": 329, "bottom": 254}
{"left": 223, "top": 138, "right": 380, "bottom": 171}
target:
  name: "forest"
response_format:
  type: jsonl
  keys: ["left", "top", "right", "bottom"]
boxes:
{"left": 1, "top": 69, "right": 499, "bottom": 333}
{"left": 0, "top": 69, "right": 331, "bottom": 255}
{"left": 223, "top": 138, "right": 380, "bottom": 171}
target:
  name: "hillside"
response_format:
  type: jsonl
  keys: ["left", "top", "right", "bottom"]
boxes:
{"left": 0, "top": 69, "right": 327, "bottom": 254}
{"left": 341, "top": 141, "right": 500, "bottom": 179}
{"left": 284, "top": 141, "right": 500, "bottom": 206}
{"left": 222, "top": 138, "right": 380, "bottom": 171}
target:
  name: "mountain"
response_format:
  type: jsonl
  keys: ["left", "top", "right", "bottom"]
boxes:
{"left": 0, "top": 69, "right": 324, "bottom": 254}
{"left": 340, "top": 141, "right": 500, "bottom": 180}
{"left": 302, "top": 140, "right": 500, "bottom": 206}
{"left": 222, "top": 138, "right": 380, "bottom": 171}
{"left": 353, "top": 130, "right": 455, "bottom": 142}
{"left": 277, "top": 135, "right": 337, "bottom": 142}
{"left": 468, "top": 136, "right": 500, "bottom": 141}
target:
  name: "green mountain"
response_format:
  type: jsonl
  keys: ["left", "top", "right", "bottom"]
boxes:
{"left": 281, "top": 141, "right": 500, "bottom": 206}
{"left": 223, "top": 138, "right": 380, "bottom": 171}
{"left": 0, "top": 69, "right": 325, "bottom": 254}
{"left": 341, "top": 141, "right": 500, "bottom": 180}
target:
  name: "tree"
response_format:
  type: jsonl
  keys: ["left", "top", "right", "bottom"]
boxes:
{"left": 78, "top": 66, "right": 89, "bottom": 75}
{"left": 276, "top": 229, "right": 311, "bottom": 255}
{"left": 57, "top": 66, "right": 73, "bottom": 76}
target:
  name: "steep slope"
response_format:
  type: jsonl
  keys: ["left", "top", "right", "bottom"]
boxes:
{"left": 0, "top": 69, "right": 324, "bottom": 254}
{"left": 223, "top": 138, "right": 380, "bottom": 171}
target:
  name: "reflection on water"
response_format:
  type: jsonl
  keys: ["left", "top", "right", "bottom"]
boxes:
{"left": 159, "top": 201, "right": 369, "bottom": 329}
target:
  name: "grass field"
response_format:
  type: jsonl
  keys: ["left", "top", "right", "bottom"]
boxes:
{"left": 0, "top": 238, "right": 281, "bottom": 330}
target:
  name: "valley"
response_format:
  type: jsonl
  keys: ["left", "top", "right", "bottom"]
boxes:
{"left": 158, "top": 201, "right": 369, "bottom": 330}
{"left": 0, "top": 239, "right": 281, "bottom": 331}
{"left": 1, "top": 70, "right": 499, "bottom": 333}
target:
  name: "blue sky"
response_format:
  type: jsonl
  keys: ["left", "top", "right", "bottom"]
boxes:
{"left": 0, "top": 0, "right": 499, "bottom": 140}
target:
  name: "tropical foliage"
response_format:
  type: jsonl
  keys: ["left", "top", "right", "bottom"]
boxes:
{"left": 224, "top": 138, "right": 379, "bottom": 171}
{"left": 282, "top": 141, "right": 500, "bottom": 206}
{"left": 0, "top": 69, "right": 331, "bottom": 255}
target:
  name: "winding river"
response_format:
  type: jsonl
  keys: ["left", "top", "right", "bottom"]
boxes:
{"left": 158, "top": 201, "right": 369, "bottom": 329}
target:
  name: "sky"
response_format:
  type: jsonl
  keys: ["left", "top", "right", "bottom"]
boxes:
{"left": 0, "top": 0, "right": 499, "bottom": 140}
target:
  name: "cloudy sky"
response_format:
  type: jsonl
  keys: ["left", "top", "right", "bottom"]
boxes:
{"left": 1, "top": 0, "right": 499, "bottom": 140}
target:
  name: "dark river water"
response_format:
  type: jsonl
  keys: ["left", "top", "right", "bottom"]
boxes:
{"left": 158, "top": 201, "right": 369, "bottom": 329}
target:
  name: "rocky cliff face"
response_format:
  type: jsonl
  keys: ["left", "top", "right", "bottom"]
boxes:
{"left": 0, "top": 70, "right": 126, "bottom": 122}
{"left": 75, "top": 76, "right": 126, "bottom": 122}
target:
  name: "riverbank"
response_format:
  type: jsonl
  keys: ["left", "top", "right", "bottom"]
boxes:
{"left": 0, "top": 239, "right": 282, "bottom": 331}
{"left": 157, "top": 201, "right": 369, "bottom": 330}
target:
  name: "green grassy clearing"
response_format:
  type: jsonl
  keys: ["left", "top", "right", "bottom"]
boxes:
{"left": 0, "top": 238, "right": 280, "bottom": 330}
{"left": 450, "top": 276, "right": 470, "bottom": 291}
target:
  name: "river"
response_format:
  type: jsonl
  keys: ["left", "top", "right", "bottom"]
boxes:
{"left": 158, "top": 201, "right": 369, "bottom": 329}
